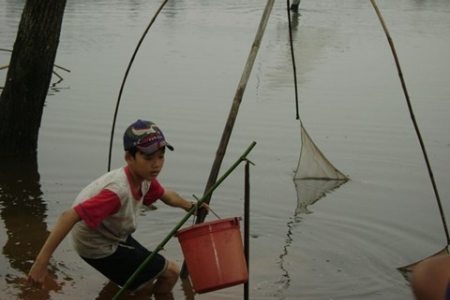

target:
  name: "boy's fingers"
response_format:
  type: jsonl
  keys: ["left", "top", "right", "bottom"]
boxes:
{"left": 28, "top": 275, "right": 44, "bottom": 289}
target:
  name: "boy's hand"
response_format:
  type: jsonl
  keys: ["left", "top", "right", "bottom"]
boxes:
{"left": 186, "top": 201, "right": 210, "bottom": 215}
{"left": 27, "top": 261, "right": 48, "bottom": 289}
{"left": 198, "top": 202, "right": 210, "bottom": 212}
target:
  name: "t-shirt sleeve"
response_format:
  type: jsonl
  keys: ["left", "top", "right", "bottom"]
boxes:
{"left": 74, "top": 189, "right": 121, "bottom": 229}
{"left": 143, "top": 179, "right": 165, "bottom": 206}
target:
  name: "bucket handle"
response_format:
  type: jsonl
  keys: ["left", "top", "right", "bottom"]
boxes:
{"left": 232, "top": 216, "right": 242, "bottom": 226}
{"left": 191, "top": 195, "right": 222, "bottom": 225}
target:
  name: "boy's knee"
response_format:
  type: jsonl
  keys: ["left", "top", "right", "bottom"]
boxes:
{"left": 152, "top": 260, "right": 179, "bottom": 294}
{"left": 164, "top": 260, "right": 180, "bottom": 278}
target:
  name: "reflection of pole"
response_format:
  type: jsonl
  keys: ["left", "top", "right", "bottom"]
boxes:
{"left": 180, "top": 0, "right": 275, "bottom": 278}
{"left": 289, "top": 0, "right": 301, "bottom": 13}
{"left": 112, "top": 142, "right": 257, "bottom": 300}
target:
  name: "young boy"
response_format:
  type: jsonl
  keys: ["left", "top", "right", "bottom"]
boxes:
{"left": 28, "top": 119, "right": 206, "bottom": 294}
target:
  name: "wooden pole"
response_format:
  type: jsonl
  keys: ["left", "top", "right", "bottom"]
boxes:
{"left": 107, "top": 0, "right": 169, "bottom": 172}
{"left": 286, "top": 0, "right": 300, "bottom": 120}
{"left": 370, "top": 0, "right": 449, "bottom": 245}
{"left": 180, "top": 0, "right": 275, "bottom": 278}
{"left": 244, "top": 160, "right": 252, "bottom": 300}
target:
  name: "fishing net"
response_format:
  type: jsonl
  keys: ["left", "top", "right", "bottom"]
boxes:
{"left": 292, "top": 122, "right": 348, "bottom": 214}
{"left": 294, "top": 179, "right": 347, "bottom": 215}
{"left": 286, "top": 0, "right": 347, "bottom": 213}
{"left": 286, "top": 0, "right": 347, "bottom": 182}
{"left": 294, "top": 124, "right": 347, "bottom": 180}
{"left": 398, "top": 246, "right": 449, "bottom": 283}
{"left": 294, "top": 123, "right": 348, "bottom": 217}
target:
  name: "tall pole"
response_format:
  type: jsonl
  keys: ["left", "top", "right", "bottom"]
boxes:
{"left": 181, "top": 0, "right": 276, "bottom": 278}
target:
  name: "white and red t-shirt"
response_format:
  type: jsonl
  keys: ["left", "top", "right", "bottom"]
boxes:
{"left": 70, "top": 166, "right": 164, "bottom": 259}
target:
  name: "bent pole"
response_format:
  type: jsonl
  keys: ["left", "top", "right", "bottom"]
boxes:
{"left": 107, "top": 0, "right": 169, "bottom": 172}
{"left": 370, "top": 0, "right": 449, "bottom": 245}
{"left": 112, "top": 142, "right": 257, "bottom": 300}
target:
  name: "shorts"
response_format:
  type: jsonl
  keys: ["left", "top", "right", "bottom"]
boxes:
{"left": 447, "top": 280, "right": 450, "bottom": 300}
{"left": 80, "top": 235, "right": 168, "bottom": 291}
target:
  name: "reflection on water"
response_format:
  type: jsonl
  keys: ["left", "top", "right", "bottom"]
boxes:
{"left": 0, "top": 155, "right": 194, "bottom": 298}
{"left": 1, "top": 0, "right": 450, "bottom": 299}
{"left": 275, "top": 179, "right": 347, "bottom": 298}
{"left": 0, "top": 48, "right": 70, "bottom": 95}
{"left": 48, "top": 65, "right": 71, "bottom": 96}
{"left": 293, "top": 180, "right": 347, "bottom": 216}
{"left": 96, "top": 277, "right": 194, "bottom": 300}
{"left": 0, "top": 156, "right": 66, "bottom": 299}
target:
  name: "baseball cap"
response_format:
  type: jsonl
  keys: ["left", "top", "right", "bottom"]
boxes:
{"left": 123, "top": 120, "right": 174, "bottom": 154}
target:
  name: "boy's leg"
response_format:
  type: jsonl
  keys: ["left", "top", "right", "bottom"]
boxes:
{"left": 152, "top": 260, "right": 180, "bottom": 294}
{"left": 81, "top": 235, "right": 170, "bottom": 292}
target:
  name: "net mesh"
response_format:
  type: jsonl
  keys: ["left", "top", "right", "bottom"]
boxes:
{"left": 293, "top": 122, "right": 348, "bottom": 213}
{"left": 294, "top": 124, "right": 347, "bottom": 180}
{"left": 397, "top": 247, "right": 449, "bottom": 283}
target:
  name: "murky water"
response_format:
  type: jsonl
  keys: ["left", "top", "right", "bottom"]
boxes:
{"left": 1, "top": 0, "right": 450, "bottom": 299}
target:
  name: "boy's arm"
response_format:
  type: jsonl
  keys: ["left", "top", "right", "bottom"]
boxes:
{"left": 160, "top": 189, "right": 209, "bottom": 212}
{"left": 28, "top": 208, "right": 81, "bottom": 289}
{"left": 160, "top": 189, "right": 192, "bottom": 211}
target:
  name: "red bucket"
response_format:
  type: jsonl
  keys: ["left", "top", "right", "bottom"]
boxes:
{"left": 175, "top": 217, "right": 248, "bottom": 294}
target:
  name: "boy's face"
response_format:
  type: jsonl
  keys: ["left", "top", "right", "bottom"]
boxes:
{"left": 126, "top": 148, "right": 166, "bottom": 182}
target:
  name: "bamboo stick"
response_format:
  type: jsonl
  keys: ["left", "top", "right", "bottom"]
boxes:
{"left": 370, "top": 0, "right": 449, "bottom": 245}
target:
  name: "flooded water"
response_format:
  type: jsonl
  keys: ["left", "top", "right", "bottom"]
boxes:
{"left": 1, "top": 0, "right": 450, "bottom": 299}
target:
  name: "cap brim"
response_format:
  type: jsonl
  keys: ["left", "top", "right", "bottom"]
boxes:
{"left": 137, "top": 141, "right": 174, "bottom": 155}
{"left": 165, "top": 142, "right": 174, "bottom": 151}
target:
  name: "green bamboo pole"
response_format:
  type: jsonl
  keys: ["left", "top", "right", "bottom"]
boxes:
{"left": 112, "top": 141, "right": 257, "bottom": 300}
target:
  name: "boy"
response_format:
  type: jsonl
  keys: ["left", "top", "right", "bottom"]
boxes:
{"left": 28, "top": 119, "right": 206, "bottom": 294}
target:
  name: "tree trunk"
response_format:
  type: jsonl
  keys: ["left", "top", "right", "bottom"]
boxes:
{"left": 0, "top": 0, "right": 67, "bottom": 156}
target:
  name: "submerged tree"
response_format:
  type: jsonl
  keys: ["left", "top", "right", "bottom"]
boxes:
{"left": 0, "top": 0, "right": 67, "bottom": 156}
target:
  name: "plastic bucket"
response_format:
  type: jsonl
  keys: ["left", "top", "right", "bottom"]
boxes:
{"left": 175, "top": 217, "right": 248, "bottom": 294}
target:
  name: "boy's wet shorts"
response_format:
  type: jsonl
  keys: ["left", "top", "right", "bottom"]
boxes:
{"left": 447, "top": 280, "right": 450, "bottom": 300}
{"left": 80, "top": 235, "right": 168, "bottom": 291}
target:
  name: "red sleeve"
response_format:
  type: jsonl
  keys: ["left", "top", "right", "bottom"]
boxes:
{"left": 143, "top": 179, "right": 165, "bottom": 206}
{"left": 74, "top": 189, "right": 121, "bottom": 229}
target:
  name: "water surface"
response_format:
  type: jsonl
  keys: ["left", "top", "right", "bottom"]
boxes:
{"left": 1, "top": 0, "right": 449, "bottom": 299}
